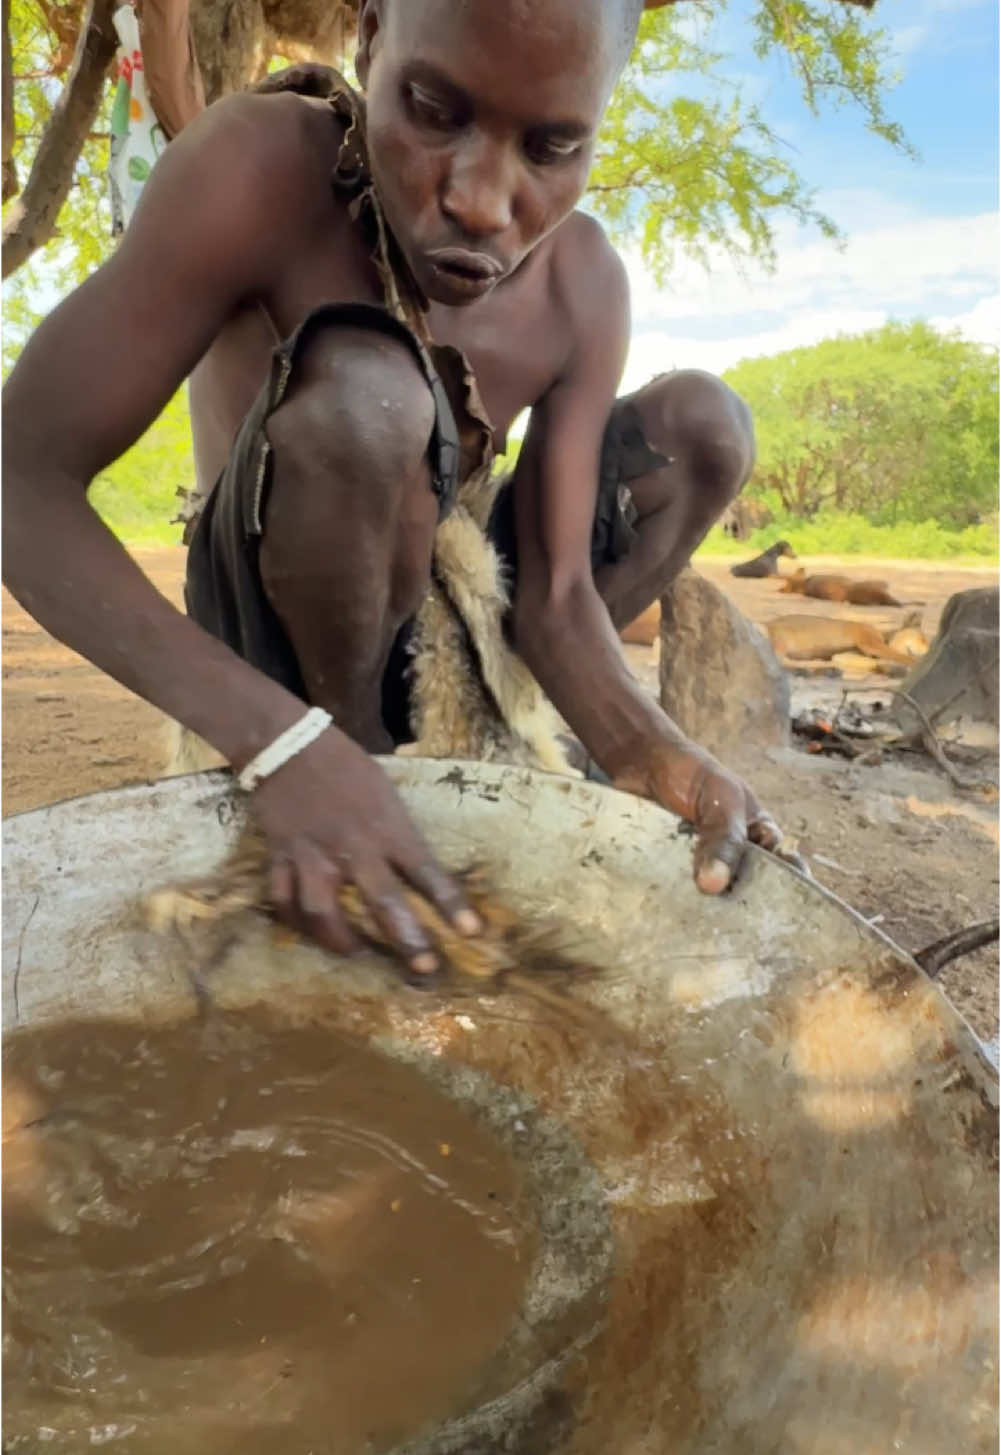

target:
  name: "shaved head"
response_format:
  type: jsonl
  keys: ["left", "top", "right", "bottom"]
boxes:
{"left": 615, "top": 0, "right": 645, "bottom": 65}
{"left": 356, "top": 0, "right": 644, "bottom": 305}
{"left": 373, "top": 0, "right": 643, "bottom": 82}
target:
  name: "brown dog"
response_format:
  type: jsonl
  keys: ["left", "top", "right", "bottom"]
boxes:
{"left": 888, "top": 611, "right": 929, "bottom": 660}
{"left": 779, "top": 569, "right": 904, "bottom": 607}
{"left": 767, "top": 614, "right": 916, "bottom": 665}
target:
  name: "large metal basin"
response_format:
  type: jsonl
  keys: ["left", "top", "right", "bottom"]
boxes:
{"left": 4, "top": 760, "right": 998, "bottom": 1454}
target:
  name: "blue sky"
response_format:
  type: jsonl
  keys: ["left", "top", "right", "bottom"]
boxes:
{"left": 620, "top": 0, "right": 999, "bottom": 388}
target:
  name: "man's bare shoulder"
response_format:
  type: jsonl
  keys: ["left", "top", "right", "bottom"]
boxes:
{"left": 153, "top": 89, "right": 345, "bottom": 224}
{"left": 547, "top": 211, "right": 630, "bottom": 334}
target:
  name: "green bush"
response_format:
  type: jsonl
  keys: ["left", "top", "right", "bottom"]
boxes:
{"left": 87, "top": 384, "right": 998, "bottom": 567}
{"left": 697, "top": 511, "right": 998, "bottom": 562}
{"left": 724, "top": 322, "right": 999, "bottom": 528}
{"left": 88, "top": 389, "right": 191, "bottom": 546}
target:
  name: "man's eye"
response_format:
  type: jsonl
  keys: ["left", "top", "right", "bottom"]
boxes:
{"left": 406, "top": 84, "right": 457, "bottom": 129}
{"left": 524, "top": 134, "right": 583, "bottom": 167}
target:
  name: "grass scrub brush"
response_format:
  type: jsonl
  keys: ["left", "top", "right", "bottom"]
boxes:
{"left": 145, "top": 828, "right": 606, "bottom": 1021}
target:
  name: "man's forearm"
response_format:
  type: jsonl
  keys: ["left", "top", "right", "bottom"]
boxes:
{"left": 3, "top": 470, "right": 307, "bottom": 769}
{"left": 513, "top": 578, "right": 687, "bottom": 774}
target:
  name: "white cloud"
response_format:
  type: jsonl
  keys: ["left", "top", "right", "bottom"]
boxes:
{"left": 623, "top": 207, "right": 1000, "bottom": 384}
{"left": 930, "top": 293, "right": 1000, "bottom": 347}
{"left": 623, "top": 312, "right": 889, "bottom": 387}
{"left": 889, "top": 23, "right": 930, "bottom": 57}
{"left": 885, "top": 0, "right": 991, "bottom": 59}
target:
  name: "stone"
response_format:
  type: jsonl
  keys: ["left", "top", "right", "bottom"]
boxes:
{"left": 658, "top": 567, "right": 790, "bottom": 760}
{"left": 893, "top": 586, "right": 998, "bottom": 736}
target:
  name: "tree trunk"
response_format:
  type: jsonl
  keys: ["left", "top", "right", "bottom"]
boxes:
{"left": 188, "top": 0, "right": 266, "bottom": 103}
{"left": 2, "top": 0, "right": 16, "bottom": 201}
{"left": 137, "top": 0, "right": 206, "bottom": 139}
{"left": 1, "top": 0, "right": 118, "bottom": 279}
{"left": 188, "top": 0, "right": 356, "bottom": 102}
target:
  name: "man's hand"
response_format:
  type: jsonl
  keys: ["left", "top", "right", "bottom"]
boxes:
{"left": 252, "top": 730, "right": 480, "bottom": 978}
{"left": 610, "top": 741, "right": 782, "bottom": 894}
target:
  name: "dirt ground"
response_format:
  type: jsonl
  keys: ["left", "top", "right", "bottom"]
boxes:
{"left": 3, "top": 548, "right": 998, "bottom": 1041}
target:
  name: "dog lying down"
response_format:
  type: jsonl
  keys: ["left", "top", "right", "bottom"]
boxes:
{"left": 767, "top": 612, "right": 928, "bottom": 675}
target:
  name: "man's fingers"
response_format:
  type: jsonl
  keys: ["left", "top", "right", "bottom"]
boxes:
{"left": 353, "top": 863, "right": 439, "bottom": 976}
{"left": 692, "top": 803, "right": 747, "bottom": 895}
{"left": 746, "top": 790, "right": 800, "bottom": 867}
{"left": 286, "top": 843, "right": 357, "bottom": 957}
{"left": 269, "top": 856, "right": 295, "bottom": 912}
{"left": 747, "top": 808, "right": 782, "bottom": 852}
{"left": 268, "top": 840, "right": 445, "bottom": 974}
{"left": 690, "top": 774, "right": 750, "bottom": 894}
{"left": 741, "top": 792, "right": 812, "bottom": 876}
{"left": 401, "top": 852, "right": 482, "bottom": 938}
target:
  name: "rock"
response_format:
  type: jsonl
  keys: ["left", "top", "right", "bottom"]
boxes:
{"left": 620, "top": 601, "right": 661, "bottom": 646}
{"left": 658, "top": 568, "right": 790, "bottom": 760}
{"left": 893, "top": 586, "right": 998, "bottom": 736}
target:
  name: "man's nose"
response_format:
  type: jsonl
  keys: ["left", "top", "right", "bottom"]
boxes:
{"left": 441, "top": 137, "right": 515, "bottom": 239}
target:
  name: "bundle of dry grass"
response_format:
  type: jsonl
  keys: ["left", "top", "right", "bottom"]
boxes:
{"left": 145, "top": 830, "right": 601, "bottom": 1002}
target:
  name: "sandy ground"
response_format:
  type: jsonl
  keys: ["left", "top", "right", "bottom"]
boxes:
{"left": 3, "top": 548, "right": 998, "bottom": 1039}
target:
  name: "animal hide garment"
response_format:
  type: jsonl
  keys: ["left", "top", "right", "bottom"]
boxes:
{"left": 165, "top": 472, "right": 575, "bottom": 780}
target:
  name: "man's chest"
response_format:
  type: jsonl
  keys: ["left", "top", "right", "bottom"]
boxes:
{"left": 426, "top": 295, "right": 570, "bottom": 446}
{"left": 267, "top": 229, "right": 570, "bottom": 443}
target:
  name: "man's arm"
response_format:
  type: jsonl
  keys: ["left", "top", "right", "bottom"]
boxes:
{"left": 4, "top": 95, "right": 320, "bottom": 767}
{"left": 509, "top": 225, "right": 778, "bottom": 891}
{"left": 2, "top": 95, "right": 475, "bottom": 969}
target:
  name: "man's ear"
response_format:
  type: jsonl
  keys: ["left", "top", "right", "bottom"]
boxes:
{"left": 355, "top": 0, "right": 385, "bottom": 91}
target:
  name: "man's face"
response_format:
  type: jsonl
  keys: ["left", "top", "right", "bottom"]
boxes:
{"left": 357, "top": 0, "right": 620, "bottom": 306}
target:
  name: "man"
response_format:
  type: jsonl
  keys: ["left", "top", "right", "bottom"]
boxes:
{"left": 3, "top": 0, "right": 780, "bottom": 977}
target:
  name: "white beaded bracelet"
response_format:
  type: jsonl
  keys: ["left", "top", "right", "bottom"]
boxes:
{"left": 236, "top": 707, "right": 334, "bottom": 792}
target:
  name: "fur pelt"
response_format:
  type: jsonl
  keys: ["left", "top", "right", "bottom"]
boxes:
{"left": 165, "top": 471, "right": 575, "bottom": 779}
{"left": 402, "top": 471, "right": 574, "bottom": 774}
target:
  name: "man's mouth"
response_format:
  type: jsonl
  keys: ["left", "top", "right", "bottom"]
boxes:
{"left": 424, "top": 247, "right": 504, "bottom": 301}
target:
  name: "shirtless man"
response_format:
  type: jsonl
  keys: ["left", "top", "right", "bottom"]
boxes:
{"left": 3, "top": 0, "right": 779, "bottom": 977}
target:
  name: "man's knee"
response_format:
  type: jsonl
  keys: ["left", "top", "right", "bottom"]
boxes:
{"left": 640, "top": 369, "right": 755, "bottom": 512}
{"left": 260, "top": 323, "right": 439, "bottom": 624}
{"left": 265, "top": 323, "right": 436, "bottom": 502}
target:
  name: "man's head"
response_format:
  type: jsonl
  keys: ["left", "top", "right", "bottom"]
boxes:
{"left": 356, "top": 0, "right": 642, "bottom": 306}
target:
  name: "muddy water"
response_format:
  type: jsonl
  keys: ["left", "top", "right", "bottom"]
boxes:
{"left": 3, "top": 1010, "right": 535, "bottom": 1453}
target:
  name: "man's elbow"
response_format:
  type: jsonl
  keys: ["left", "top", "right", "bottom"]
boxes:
{"left": 511, "top": 572, "right": 593, "bottom": 661}
{"left": 1, "top": 438, "right": 79, "bottom": 589}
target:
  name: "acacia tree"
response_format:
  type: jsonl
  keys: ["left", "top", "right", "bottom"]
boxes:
{"left": 724, "top": 323, "right": 1000, "bottom": 526}
{"left": 3, "top": 0, "right": 900, "bottom": 292}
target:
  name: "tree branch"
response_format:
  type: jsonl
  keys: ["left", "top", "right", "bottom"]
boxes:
{"left": 36, "top": 0, "right": 86, "bottom": 73}
{"left": 841, "top": 685, "right": 992, "bottom": 793}
{"left": 2, "top": 0, "right": 118, "bottom": 278}
{"left": 2, "top": 0, "right": 16, "bottom": 201}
